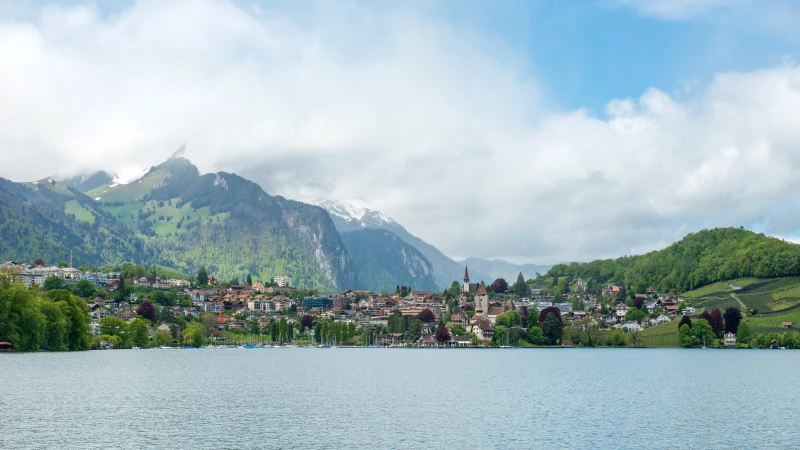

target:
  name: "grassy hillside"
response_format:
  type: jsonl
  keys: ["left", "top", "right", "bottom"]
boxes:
{"left": 85, "top": 157, "right": 355, "bottom": 290}
{"left": 0, "top": 178, "right": 160, "bottom": 268}
{"left": 548, "top": 228, "right": 800, "bottom": 293}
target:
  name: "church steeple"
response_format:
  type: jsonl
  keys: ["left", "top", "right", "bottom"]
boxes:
{"left": 463, "top": 265, "right": 470, "bottom": 282}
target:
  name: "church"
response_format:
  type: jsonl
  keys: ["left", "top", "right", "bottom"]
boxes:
{"left": 461, "top": 266, "right": 479, "bottom": 294}
{"left": 462, "top": 265, "right": 515, "bottom": 326}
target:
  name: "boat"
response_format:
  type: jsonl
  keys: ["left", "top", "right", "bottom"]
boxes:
{"left": 184, "top": 345, "right": 196, "bottom": 349}
{"left": 132, "top": 346, "right": 141, "bottom": 350}
{"left": 319, "top": 345, "right": 330, "bottom": 349}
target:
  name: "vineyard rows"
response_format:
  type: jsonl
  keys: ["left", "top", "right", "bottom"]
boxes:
{"left": 737, "top": 293, "right": 774, "bottom": 312}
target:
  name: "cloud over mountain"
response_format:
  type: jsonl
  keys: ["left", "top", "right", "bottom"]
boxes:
{"left": 1, "top": 1, "right": 800, "bottom": 264}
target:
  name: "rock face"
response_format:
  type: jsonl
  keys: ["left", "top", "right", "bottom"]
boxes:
{"left": 320, "top": 200, "right": 494, "bottom": 289}
{"left": 340, "top": 228, "right": 438, "bottom": 293}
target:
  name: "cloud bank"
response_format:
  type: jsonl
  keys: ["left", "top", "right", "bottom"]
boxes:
{"left": 1, "top": 0, "right": 800, "bottom": 263}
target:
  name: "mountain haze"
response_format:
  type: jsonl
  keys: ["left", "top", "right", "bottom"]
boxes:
{"left": 58, "top": 171, "right": 115, "bottom": 193}
{"left": 462, "top": 257, "right": 552, "bottom": 283}
{"left": 321, "top": 201, "right": 534, "bottom": 288}
{"left": 340, "top": 228, "right": 438, "bottom": 293}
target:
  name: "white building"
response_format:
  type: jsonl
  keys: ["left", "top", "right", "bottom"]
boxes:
{"left": 169, "top": 279, "right": 191, "bottom": 288}
{"left": 724, "top": 332, "right": 736, "bottom": 346}
{"left": 273, "top": 276, "right": 292, "bottom": 287}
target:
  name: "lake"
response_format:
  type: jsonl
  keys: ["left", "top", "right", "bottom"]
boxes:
{"left": 1, "top": 348, "right": 798, "bottom": 449}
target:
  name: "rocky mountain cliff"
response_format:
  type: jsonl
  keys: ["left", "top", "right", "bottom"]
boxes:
{"left": 320, "top": 200, "right": 532, "bottom": 288}
{"left": 83, "top": 157, "right": 356, "bottom": 290}
{"left": 340, "top": 228, "right": 438, "bottom": 293}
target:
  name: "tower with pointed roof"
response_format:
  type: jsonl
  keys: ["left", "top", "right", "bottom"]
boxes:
{"left": 462, "top": 265, "right": 478, "bottom": 295}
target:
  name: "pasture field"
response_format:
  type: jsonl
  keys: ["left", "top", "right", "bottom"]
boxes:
{"left": 86, "top": 168, "right": 170, "bottom": 203}
{"left": 64, "top": 200, "right": 96, "bottom": 224}
{"left": 771, "top": 285, "right": 800, "bottom": 300}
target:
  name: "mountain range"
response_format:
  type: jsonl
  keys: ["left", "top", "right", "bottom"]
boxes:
{"left": 319, "top": 200, "right": 551, "bottom": 288}
{"left": 0, "top": 155, "right": 550, "bottom": 292}
{"left": 3, "top": 159, "right": 800, "bottom": 295}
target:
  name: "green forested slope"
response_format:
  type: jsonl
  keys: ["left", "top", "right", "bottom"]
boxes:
{"left": 0, "top": 178, "right": 159, "bottom": 267}
{"left": 547, "top": 228, "right": 800, "bottom": 293}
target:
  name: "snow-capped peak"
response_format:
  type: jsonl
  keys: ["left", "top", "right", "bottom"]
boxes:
{"left": 319, "top": 200, "right": 396, "bottom": 226}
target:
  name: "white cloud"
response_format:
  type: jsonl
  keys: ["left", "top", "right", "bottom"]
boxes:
{"left": 1, "top": 0, "right": 800, "bottom": 264}
{"left": 614, "top": 0, "right": 800, "bottom": 40}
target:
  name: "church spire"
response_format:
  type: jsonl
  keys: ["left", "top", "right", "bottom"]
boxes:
{"left": 464, "top": 265, "right": 470, "bottom": 282}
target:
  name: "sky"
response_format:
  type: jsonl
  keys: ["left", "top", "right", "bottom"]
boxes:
{"left": 2, "top": 0, "right": 800, "bottom": 264}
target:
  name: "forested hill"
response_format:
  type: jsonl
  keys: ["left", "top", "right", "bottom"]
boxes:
{"left": 547, "top": 228, "right": 800, "bottom": 293}
{"left": 0, "top": 178, "right": 159, "bottom": 267}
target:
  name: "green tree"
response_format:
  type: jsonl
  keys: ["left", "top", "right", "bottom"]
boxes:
{"left": 270, "top": 321, "right": 279, "bottom": 342}
{"left": 0, "top": 284, "right": 46, "bottom": 351}
{"left": 527, "top": 326, "right": 547, "bottom": 345}
{"left": 504, "top": 310, "right": 521, "bottom": 327}
{"left": 182, "top": 323, "right": 205, "bottom": 347}
{"left": 679, "top": 318, "right": 716, "bottom": 348}
{"left": 514, "top": 272, "right": 531, "bottom": 297}
{"left": 405, "top": 317, "right": 422, "bottom": 343}
{"left": 627, "top": 329, "right": 644, "bottom": 347}
{"left": 581, "top": 324, "right": 601, "bottom": 347}
{"left": 246, "top": 273, "right": 253, "bottom": 285}
{"left": 154, "top": 330, "right": 172, "bottom": 346}
{"left": 493, "top": 325, "right": 508, "bottom": 345}
{"left": 40, "top": 299, "right": 68, "bottom": 351}
{"left": 624, "top": 308, "right": 646, "bottom": 323}
{"left": 116, "top": 276, "right": 129, "bottom": 301}
{"left": 197, "top": 267, "right": 209, "bottom": 286}
{"left": 388, "top": 310, "right": 406, "bottom": 333}
{"left": 495, "top": 313, "right": 510, "bottom": 328}
{"left": 736, "top": 321, "right": 752, "bottom": 344}
{"left": 43, "top": 289, "right": 90, "bottom": 350}
{"left": 43, "top": 275, "right": 62, "bottom": 292}
{"left": 314, "top": 322, "right": 322, "bottom": 343}
{"left": 451, "top": 325, "right": 466, "bottom": 336}
{"left": 541, "top": 313, "right": 563, "bottom": 345}
{"left": 128, "top": 318, "right": 149, "bottom": 347}
{"left": 608, "top": 329, "right": 626, "bottom": 347}
{"left": 73, "top": 279, "right": 96, "bottom": 298}
{"left": 279, "top": 317, "right": 288, "bottom": 343}
{"left": 99, "top": 316, "right": 128, "bottom": 337}
{"left": 723, "top": 307, "right": 742, "bottom": 334}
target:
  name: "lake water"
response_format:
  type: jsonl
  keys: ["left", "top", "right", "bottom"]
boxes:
{"left": 1, "top": 348, "right": 798, "bottom": 449}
